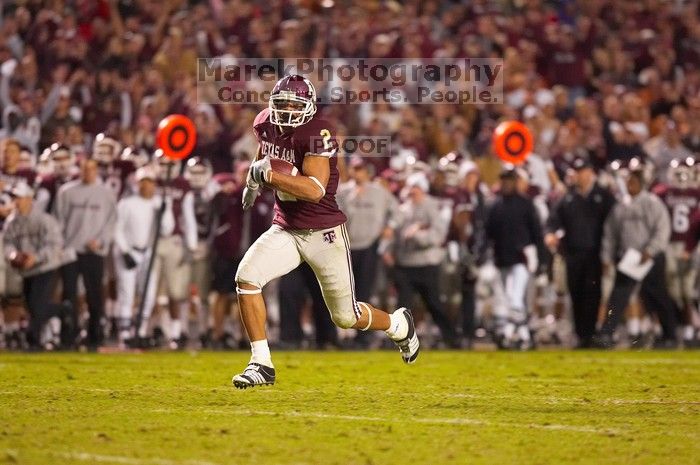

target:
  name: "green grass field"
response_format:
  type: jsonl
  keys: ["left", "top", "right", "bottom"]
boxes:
{"left": 1, "top": 350, "right": 699, "bottom": 465}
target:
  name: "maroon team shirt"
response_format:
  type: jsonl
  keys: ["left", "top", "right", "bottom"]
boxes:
{"left": 100, "top": 159, "right": 136, "bottom": 199}
{"left": 37, "top": 172, "right": 80, "bottom": 212}
{"left": 253, "top": 108, "right": 347, "bottom": 230}
{"left": 158, "top": 176, "right": 192, "bottom": 238}
{"left": 0, "top": 168, "right": 37, "bottom": 188}
{"left": 653, "top": 183, "right": 700, "bottom": 247}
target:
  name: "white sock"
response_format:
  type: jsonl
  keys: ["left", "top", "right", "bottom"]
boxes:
{"left": 170, "top": 319, "right": 182, "bottom": 340}
{"left": 138, "top": 321, "right": 149, "bottom": 338}
{"left": 385, "top": 311, "right": 408, "bottom": 341}
{"left": 517, "top": 324, "right": 531, "bottom": 342}
{"left": 250, "top": 339, "right": 273, "bottom": 367}
{"left": 627, "top": 317, "right": 641, "bottom": 336}
{"left": 683, "top": 325, "right": 695, "bottom": 341}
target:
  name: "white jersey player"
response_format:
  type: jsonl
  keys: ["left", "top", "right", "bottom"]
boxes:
{"left": 113, "top": 167, "right": 175, "bottom": 343}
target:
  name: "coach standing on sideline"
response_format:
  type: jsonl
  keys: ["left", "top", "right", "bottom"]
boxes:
{"left": 3, "top": 183, "right": 65, "bottom": 349}
{"left": 596, "top": 166, "right": 678, "bottom": 348}
{"left": 546, "top": 158, "right": 615, "bottom": 348}
{"left": 385, "top": 172, "right": 457, "bottom": 347}
{"left": 54, "top": 159, "right": 117, "bottom": 349}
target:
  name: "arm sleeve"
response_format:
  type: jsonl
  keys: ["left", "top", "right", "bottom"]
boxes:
{"left": 412, "top": 201, "right": 449, "bottom": 248}
{"left": 645, "top": 196, "right": 671, "bottom": 257}
{"left": 52, "top": 187, "right": 67, "bottom": 226}
{"left": 600, "top": 208, "right": 617, "bottom": 263}
{"left": 34, "top": 187, "right": 51, "bottom": 214}
{"left": 114, "top": 200, "right": 131, "bottom": 253}
{"left": 384, "top": 189, "right": 399, "bottom": 225}
{"left": 546, "top": 199, "right": 564, "bottom": 234}
{"left": 3, "top": 222, "right": 18, "bottom": 259}
{"left": 120, "top": 91, "right": 132, "bottom": 129}
{"left": 41, "top": 84, "right": 62, "bottom": 124}
{"left": 37, "top": 216, "right": 64, "bottom": 265}
{"left": 160, "top": 197, "right": 175, "bottom": 238}
{"left": 95, "top": 190, "right": 118, "bottom": 248}
{"left": 0, "top": 71, "right": 12, "bottom": 108}
{"left": 525, "top": 200, "right": 547, "bottom": 264}
{"left": 181, "top": 191, "right": 198, "bottom": 250}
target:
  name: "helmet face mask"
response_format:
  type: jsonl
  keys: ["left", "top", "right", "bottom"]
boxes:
{"left": 268, "top": 75, "right": 317, "bottom": 128}
{"left": 185, "top": 157, "right": 213, "bottom": 189}
{"left": 669, "top": 158, "right": 695, "bottom": 189}
{"left": 153, "top": 150, "right": 180, "bottom": 180}
{"left": 93, "top": 134, "right": 121, "bottom": 166}
{"left": 121, "top": 147, "right": 150, "bottom": 168}
{"left": 53, "top": 149, "right": 74, "bottom": 177}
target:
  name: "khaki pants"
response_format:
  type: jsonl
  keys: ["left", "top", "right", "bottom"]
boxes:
{"left": 155, "top": 235, "right": 191, "bottom": 301}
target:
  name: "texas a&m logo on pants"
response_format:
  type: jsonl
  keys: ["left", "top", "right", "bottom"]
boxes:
{"left": 323, "top": 230, "right": 336, "bottom": 244}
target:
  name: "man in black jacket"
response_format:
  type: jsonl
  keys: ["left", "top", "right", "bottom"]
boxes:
{"left": 546, "top": 158, "right": 616, "bottom": 348}
{"left": 485, "top": 166, "right": 546, "bottom": 349}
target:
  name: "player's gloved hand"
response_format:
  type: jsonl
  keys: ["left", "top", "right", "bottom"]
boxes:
{"left": 122, "top": 253, "right": 138, "bottom": 270}
{"left": 250, "top": 157, "right": 272, "bottom": 185}
{"left": 242, "top": 185, "right": 260, "bottom": 210}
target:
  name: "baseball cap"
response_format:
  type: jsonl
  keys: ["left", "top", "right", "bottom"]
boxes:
{"left": 349, "top": 155, "right": 367, "bottom": 169}
{"left": 499, "top": 163, "right": 518, "bottom": 179}
{"left": 135, "top": 166, "right": 157, "bottom": 182}
{"left": 405, "top": 172, "right": 429, "bottom": 193}
{"left": 10, "top": 183, "right": 34, "bottom": 198}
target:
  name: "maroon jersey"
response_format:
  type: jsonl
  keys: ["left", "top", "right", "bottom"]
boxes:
{"left": 158, "top": 176, "right": 194, "bottom": 242}
{"left": 0, "top": 168, "right": 37, "bottom": 189}
{"left": 687, "top": 209, "right": 700, "bottom": 252}
{"left": 36, "top": 172, "right": 80, "bottom": 212}
{"left": 212, "top": 188, "right": 244, "bottom": 258}
{"left": 249, "top": 189, "right": 275, "bottom": 243}
{"left": 0, "top": 168, "right": 37, "bottom": 228}
{"left": 653, "top": 183, "right": 700, "bottom": 244}
{"left": 253, "top": 108, "right": 347, "bottom": 230}
{"left": 193, "top": 189, "right": 213, "bottom": 241}
{"left": 100, "top": 159, "right": 136, "bottom": 199}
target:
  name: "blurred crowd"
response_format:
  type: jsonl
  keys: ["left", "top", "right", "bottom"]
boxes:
{"left": 0, "top": 0, "right": 699, "bottom": 351}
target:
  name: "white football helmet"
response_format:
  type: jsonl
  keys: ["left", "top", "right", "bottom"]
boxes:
{"left": 93, "top": 133, "right": 122, "bottom": 166}
{"left": 669, "top": 158, "right": 692, "bottom": 189}
{"left": 154, "top": 149, "right": 181, "bottom": 180}
{"left": 121, "top": 146, "right": 150, "bottom": 168}
{"left": 184, "top": 157, "right": 213, "bottom": 190}
{"left": 49, "top": 143, "right": 76, "bottom": 178}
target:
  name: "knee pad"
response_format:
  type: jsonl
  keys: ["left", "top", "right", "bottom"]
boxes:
{"left": 331, "top": 311, "right": 357, "bottom": 330}
{"left": 234, "top": 260, "right": 264, "bottom": 290}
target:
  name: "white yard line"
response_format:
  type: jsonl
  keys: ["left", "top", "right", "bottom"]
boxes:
{"left": 200, "top": 408, "right": 620, "bottom": 435}
{"left": 3, "top": 450, "right": 221, "bottom": 465}
{"left": 444, "top": 393, "right": 700, "bottom": 405}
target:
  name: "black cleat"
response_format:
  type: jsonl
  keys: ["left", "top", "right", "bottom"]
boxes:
{"left": 232, "top": 363, "right": 276, "bottom": 389}
{"left": 591, "top": 332, "right": 614, "bottom": 349}
{"left": 392, "top": 308, "right": 420, "bottom": 364}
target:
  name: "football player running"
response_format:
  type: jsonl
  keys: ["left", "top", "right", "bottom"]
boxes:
{"left": 232, "top": 75, "right": 419, "bottom": 388}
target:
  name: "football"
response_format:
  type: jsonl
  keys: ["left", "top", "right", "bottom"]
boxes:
{"left": 269, "top": 158, "right": 299, "bottom": 178}
{"left": 9, "top": 251, "right": 28, "bottom": 269}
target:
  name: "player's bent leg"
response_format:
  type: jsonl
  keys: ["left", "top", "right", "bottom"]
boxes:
{"left": 351, "top": 302, "right": 420, "bottom": 364}
{"left": 232, "top": 226, "right": 302, "bottom": 389}
{"left": 303, "top": 224, "right": 419, "bottom": 363}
